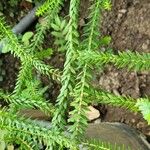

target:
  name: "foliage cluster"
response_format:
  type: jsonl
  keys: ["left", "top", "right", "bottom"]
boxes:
{"left": 0, "top": 0, "right": 150, "bottom": 149}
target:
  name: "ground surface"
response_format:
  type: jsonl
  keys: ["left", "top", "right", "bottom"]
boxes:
{"left": 0, "top": 0, "right": 150, "bottom": 142}
{"left": 99, "top": 0, "right": 150, "bottom": 139}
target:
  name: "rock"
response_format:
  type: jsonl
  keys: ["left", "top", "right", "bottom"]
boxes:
{"left": 94, "top": 118, "right": 101, "bottom": 124}
{"left": 19, "top": 106, "right": 101, "bottom": 121}
{"left": 16, "top": 111, "right": 150, "bottom": 150}
{"left": 142, "top": 40, "right": 149, "bottom": 50}
{"left": 119, "top": 9, "right": 127, "bottom": 14}
{"left": 79, "top": 18, "right": 85, "bottom": 27}
{"left": 32, "top": 121, "right": 150, "bottom": 150}
{"left": 85, "top": 123, "right": 150, "bottom": 150}
{"left": 86, "top": 106, "right": 100, "bottom": 121}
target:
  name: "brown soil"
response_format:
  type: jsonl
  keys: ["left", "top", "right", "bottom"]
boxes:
{"left": 98, "top": 0, "right": 150, "bottom": 139}
{"left": 0, "top": 0, "right": 150, "bottom": 142}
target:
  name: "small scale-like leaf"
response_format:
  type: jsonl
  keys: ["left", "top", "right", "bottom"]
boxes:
{"left": 22, "top": 32, "right": 33, "bottom": 46}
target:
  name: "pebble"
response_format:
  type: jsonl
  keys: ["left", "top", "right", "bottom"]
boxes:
{"left": 119, "top": 9, "right": 127, "bottom": 14}
{"left": 131, "top": 119, "right": 136, "bottom": 123}
{"left": 137, "top": 122, "right": 145, "bottom": 128}
{"left": 142, "top": 40, "right": 149, "bottom": 50}
{"left": 94, "top": 118, "right": 101, "bottom": 124}
{"left": 142, "top": 43, "right": 148, "bottom": 50}
{"left": 79, "top": 18, "right": 85, "bottom": 27}
{"left": 87, "top": 106, "right": 100, "bottom": 121}
{"left": 9, "top": 12, "right": 14, "bottom": 18}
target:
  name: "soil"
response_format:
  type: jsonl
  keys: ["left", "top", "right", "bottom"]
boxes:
{"left": 0, "top": 0, "right": 150, "bottom": 143}
{"left": 98, "top": 0, "right": 150, "bottom": 139}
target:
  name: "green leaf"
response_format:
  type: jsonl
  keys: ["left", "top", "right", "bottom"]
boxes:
{"left": 0, "top": 130, "right": 7, "bottom": 150}
{"left": 22, "top": 32, "right": 34, "bottom": 46}
{"left": 35, "top": 48, "right": 53, "bottom": 59}
{"left": 1, "top": 38, "right": 10, "bottom": 53}
{"left": 99, "top": 36, "right": 111, "bottom": 46}
{"left": 102, "top": 0, "right": 112, "bottom": 10}
{"left": 136, "top": 99, "right": 150, "bottom": 124}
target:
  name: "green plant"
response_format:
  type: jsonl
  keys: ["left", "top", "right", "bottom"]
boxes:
{"left": 8, "top": 0, "right": 20, "bottom": 7}
{"left": 0, "top": 0, "right": 150, "bottom": 149}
